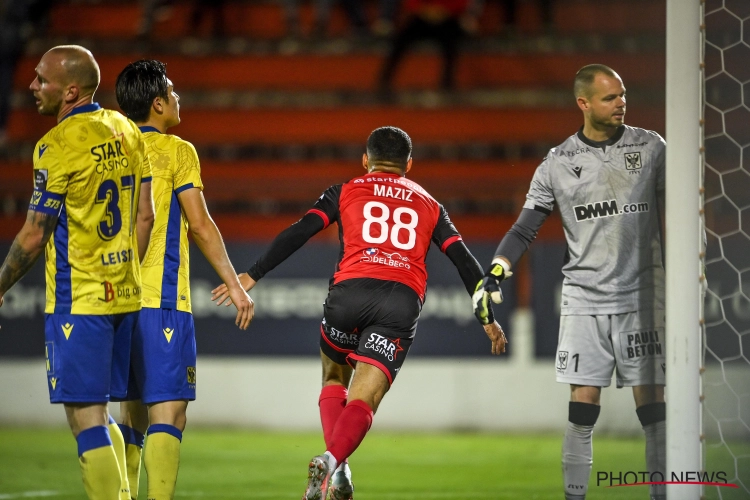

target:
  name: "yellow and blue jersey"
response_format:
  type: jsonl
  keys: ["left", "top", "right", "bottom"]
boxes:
{"left": 138, "top": 127, "right": 203, "bottom": 313}
{"left": 31, "top": 103, "right": 152, "bottom": 315}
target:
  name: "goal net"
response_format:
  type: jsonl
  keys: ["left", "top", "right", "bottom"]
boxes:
{"left": 702, "top": 0, "right": 750, "bottom": 499}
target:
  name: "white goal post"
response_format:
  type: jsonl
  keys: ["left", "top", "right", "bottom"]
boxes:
{"left": 665, "top": 1, "right": 703, "bottom": 499}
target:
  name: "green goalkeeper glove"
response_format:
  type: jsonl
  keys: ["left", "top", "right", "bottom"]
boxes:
{"left": 472, "top": 262, "right": 512, "bottom": 325}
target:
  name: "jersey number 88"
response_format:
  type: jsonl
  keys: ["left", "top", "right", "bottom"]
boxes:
{"left": 362, "top": 201, "right": 418, "bottom": 250}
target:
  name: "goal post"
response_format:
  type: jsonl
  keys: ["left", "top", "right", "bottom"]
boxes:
{"left": 665, "top": 1, "right": 703, "bottom": 499}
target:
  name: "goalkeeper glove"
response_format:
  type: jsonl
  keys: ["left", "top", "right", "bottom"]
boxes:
{"left": 472, "top": 261, "right": 512, "bottom": 325}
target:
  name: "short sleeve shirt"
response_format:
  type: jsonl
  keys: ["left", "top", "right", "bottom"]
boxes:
{"left": 31, "top": 104, "right": 151, "bottom": 315}
{"left": 138, "top": 128, "right": 204, "bottom": 312}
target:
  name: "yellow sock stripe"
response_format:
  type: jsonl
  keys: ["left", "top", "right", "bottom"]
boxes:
{"left": 108, "top": 420, "right": 131, "bottom": 500}
{"left": 144, "top": 428, "right": 182, "bottom": 500}
{"left": 77, "top": 426, "right": 120, "bottom": 500}
{"left": 125, "top": 443, "right": 143, "bottom": 500}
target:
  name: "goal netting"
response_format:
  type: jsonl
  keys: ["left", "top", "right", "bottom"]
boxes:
{"left": 701, "top": 1, "right": 750, "bottom": 498}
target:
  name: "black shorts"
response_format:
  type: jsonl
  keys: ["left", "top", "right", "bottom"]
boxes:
{"left": 320, "top": 278, "right": 422, "bottom": 385}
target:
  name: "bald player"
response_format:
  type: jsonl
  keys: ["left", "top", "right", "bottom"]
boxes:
{"left": 0, "top": 45, "right": 154, "bottom": 499}
{"left": 474, "top": 64, "right": 666, "bottom": 500}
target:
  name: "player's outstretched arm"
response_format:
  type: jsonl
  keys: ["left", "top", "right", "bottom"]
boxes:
{"left": 444, "top": 239, "right": 498, "bottom": 318}
{"left": 177, "top": 187, "right": 254, "bottom": 330}
{"left": 473, "top": 257, "right": 512, "bottom": 308}
{"left": 135, "top": 180, "right": 155, "bottom": 263}
{"left": 0, "top": 209, "right": 58, "bottom": 306}
{"left": 211, "top": 212, "right": 326, "bottom": 306}
{"left": 211, "top": 272, "right": 256, "bottom": 306}
{"left": 474, "top": 207, "right": 549, "bottom": 322}
{"left": 443, "top": 239, "right": 508, "bottom": 354}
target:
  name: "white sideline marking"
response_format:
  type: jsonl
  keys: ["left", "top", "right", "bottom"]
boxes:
{"left": 0, "top": 492, "right": 61, "bottom": 499}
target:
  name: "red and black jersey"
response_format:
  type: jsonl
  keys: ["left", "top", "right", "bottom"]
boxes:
{"left": 307, "top": 172, "right": 462, "bottom": 300}
{"left": 246, "top": 170, "right": 490, "bottom": 323}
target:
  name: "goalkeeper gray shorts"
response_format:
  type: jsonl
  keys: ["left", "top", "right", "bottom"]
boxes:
{"left": 554, "top": 310, "right": 666, "bottom": 388}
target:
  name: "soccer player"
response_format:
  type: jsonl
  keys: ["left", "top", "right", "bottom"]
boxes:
{"left": 0, "top": 45, "right": 154, "bottom": 499}
{"left": 474, "top": 64, "right": 666, "bottom": 500}
{"left": 114, "top": 59, "right": 254, "bottom": 500}
{"left": 212, "top": 126, "right": 507, "bottom": 500}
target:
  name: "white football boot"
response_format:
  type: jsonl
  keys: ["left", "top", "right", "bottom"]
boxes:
{"left": 328, "top": 462, "right": 354, "bottom": 500}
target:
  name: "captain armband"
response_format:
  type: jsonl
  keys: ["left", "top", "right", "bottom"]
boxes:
{"left": 29, "top": 189, "right": 64, "bottom": 216}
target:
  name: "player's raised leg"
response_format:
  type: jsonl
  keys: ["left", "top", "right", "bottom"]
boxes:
{"left": 305, "top": 361, "right": 387, "bottom": 500}
{"left": 563, "top": 385, "right": 601, "bottom": 500}
{"left": 320, "top": 351, "right": 353, "bottom": 449}
{"left": 329, "top": 462, "right": 354, "bottom": 500}
{"left": 319, "top": 351, "right": 355, "bottom": 499}
{"left": 330, "top": 361, "right": 386, "bottom": 461}
{"left": 634, "top": 384, "right": 666, "bottom": 500}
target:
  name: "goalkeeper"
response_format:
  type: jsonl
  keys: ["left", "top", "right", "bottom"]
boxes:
{"left": 474, "top": 64, "right": 666, "bottom": 500}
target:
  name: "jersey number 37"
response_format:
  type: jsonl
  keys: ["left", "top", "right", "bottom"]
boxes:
{"left": 96, "top": 175, "right": 136, "bottom": 241}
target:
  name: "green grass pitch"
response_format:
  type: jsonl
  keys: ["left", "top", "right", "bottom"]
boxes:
{"left": 0, "top": 428, "right": 740, "bottom": 499}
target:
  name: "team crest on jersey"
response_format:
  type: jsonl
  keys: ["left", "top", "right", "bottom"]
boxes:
{"left": 34, "top": 169, "right": 48, "bottom": 190}
{"left": 624, "top": 152, "right": 642, "bottom": 172}
{"left": 556, "top": 351, "right": 569, "bottom": 372}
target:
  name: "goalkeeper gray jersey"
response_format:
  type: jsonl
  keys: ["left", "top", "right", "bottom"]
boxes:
{"left": 525, "top": 125, "right": 666, "bottom": 315}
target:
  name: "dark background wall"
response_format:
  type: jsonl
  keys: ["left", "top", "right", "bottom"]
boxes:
{"left": 0, "top": 241, "right": 570, "bottom": 359}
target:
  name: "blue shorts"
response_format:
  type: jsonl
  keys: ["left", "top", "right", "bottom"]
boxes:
{"left": 45, "top": 312, "right": 137, "bottom": 404}
{"left": 127, "top": 308, "right": 197, "bottom": 404}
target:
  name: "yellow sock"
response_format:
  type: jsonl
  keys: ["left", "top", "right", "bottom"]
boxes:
{"left": 144, "top": 425, "right": 182, "bottom": 500}
{"left": 108, "top": 417, "right": 131, "bottom": 500}
{"left": 125, "top": 442, "right": 143, "bottom": 499}
{"left": 115, "top": 422, "right": 145, "bottom": 500}
{"left": 77, "top": 426, "right": 121, "bottom": 500}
